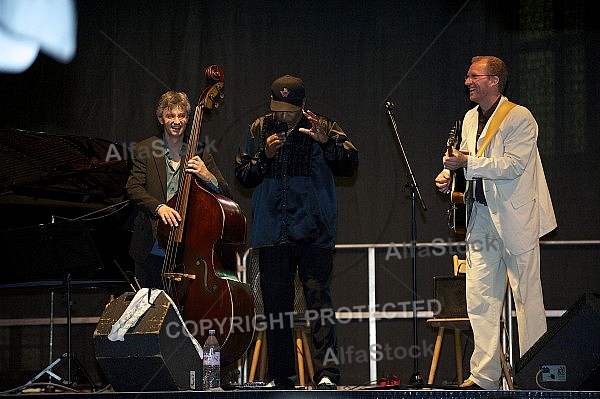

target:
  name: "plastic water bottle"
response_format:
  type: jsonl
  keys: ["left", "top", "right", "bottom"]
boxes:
{"left": 202, "top": 329, "right": 221, "bottom": 390}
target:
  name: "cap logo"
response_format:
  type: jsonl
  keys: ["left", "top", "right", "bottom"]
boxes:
{"left": 280, "top": 88, "right": 290, "bottom": 98}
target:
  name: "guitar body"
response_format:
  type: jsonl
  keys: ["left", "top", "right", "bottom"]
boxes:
{"left": 446, "top": 121, "right": 469, "bottom": 240}
{"left": 449, "top": 168, "right": 468, "bottom": 240}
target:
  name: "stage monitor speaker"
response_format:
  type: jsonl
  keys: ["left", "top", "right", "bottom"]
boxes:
{"left": 514, "top": 291, "right": 600, "bottom": 390}
{"left": 93, "top": 291, "right": 203, "bottom": 392}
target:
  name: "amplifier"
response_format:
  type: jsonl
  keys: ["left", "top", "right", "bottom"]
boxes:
{"left": 93, "top": 291, "right": 203, "bottom": 391}
{"left": 433, "top": 275, "right": 467, "bottom": 318}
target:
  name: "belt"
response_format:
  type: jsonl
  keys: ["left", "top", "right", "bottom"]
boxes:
{"left": 474, "top": 178, "right": 487, "bottom": 206}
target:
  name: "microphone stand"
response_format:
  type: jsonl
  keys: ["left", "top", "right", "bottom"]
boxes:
{"left": 385, "top": 101, "right": 427, "bottom": 388}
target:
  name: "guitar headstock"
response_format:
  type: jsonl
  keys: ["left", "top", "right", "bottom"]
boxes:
{"left": 446, "top": 120, "right": 461, "bottom": 155}
{"left": 199, "top": 65, "right": 225, "bottom": 110}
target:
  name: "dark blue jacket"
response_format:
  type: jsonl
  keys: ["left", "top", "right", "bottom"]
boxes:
{"left": 235, "top": 113, "right": 358, "bottom": 249}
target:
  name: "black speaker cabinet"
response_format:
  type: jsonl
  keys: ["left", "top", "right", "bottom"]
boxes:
{"left": 93, "top": 291, "right": 203, "bottom": 391}
{"left": 514, "top": 292, "right": 600, "bottom": 390}
{"left": 433, "top": 275, "right": 467, "bottom": 318}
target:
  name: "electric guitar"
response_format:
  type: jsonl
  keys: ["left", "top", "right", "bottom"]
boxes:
{"left": 446, "top": 120, "right": 469, "bottom": 240}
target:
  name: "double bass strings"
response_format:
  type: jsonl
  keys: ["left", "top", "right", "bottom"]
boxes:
{"left": 161, "top": 103, "right": 204, "bottom": 294}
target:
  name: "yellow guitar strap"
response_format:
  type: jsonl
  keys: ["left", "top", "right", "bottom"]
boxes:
{"left": 455, "top": 100, "right": 517, "bottom": 228}
{"left": 475, "top": 100, "right": 517, "bottom": 157}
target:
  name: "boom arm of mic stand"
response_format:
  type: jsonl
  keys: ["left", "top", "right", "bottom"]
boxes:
{"left": 385, "top": 103, "right": 427, "bottom": 211}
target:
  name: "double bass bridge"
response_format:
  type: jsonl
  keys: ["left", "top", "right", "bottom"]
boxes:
{"left": 163, "top": 272, "right": 197, "bottom": 282}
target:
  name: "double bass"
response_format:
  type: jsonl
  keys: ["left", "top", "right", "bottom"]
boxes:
{"left": 157, "top": 65, "right": 255, "bottom": 365}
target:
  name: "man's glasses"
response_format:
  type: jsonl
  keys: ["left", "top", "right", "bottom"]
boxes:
{"left": 464, "top": 74, "right": 496, "bottom": 81}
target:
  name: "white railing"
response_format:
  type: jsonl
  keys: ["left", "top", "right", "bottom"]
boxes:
{"left": 240, "top": 239, "right": 600, "bottom": 385}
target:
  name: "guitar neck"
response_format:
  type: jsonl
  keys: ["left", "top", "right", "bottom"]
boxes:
{"left": 446, "top": 120, "right": 461, "bottom": 157}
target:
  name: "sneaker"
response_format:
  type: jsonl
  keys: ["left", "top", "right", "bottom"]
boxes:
{"left": 317, "top": 376, "right": 337, "bottom": 390}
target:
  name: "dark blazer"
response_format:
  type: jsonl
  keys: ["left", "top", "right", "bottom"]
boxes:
{"left": 126, "top": 134, "right": 232, "bottom": 263}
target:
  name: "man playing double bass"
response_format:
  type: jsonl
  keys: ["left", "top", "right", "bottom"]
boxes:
{"left": 126, "top": 90, "right": 232, "bottom": 289}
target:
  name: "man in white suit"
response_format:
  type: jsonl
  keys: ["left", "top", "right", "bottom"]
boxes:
{"left": 435, "top": 55, "right": 557, "bottom": 390}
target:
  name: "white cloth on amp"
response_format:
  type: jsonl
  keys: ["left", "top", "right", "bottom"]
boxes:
{"left": 107, "top": 288, "right": 162, "bottom": 341}
{"left": 106, "top": 289, "right": 203, "bottom": 357}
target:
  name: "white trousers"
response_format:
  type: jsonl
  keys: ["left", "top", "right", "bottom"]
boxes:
{"left": 465, "top": 202, "right": 547, "bottom": 389}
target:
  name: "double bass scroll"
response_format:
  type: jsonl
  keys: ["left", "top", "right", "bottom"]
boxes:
{"left": 158, "top": 65, "right": 255, "bottom": 366}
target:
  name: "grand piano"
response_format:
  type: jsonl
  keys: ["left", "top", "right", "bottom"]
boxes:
{"left": 0, "top": 127, "right": 134, "bottom": 389}
{"left": 0, "top": 127, "right": 134, "bottom": 282}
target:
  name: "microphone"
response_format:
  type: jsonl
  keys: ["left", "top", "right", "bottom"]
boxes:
{"left": 385, "top": 101, "right": 394, "bottom": 110}
{"left": 274, "top": 120, "right": 287, "bottom": 134}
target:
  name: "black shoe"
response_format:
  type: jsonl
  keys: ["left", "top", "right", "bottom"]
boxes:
{"left": 317, "top": 377, "right": 337, "bottom": 390}
{"left": 459, "top": 379, "right": 482, "bottom": 389}
{"left": 273, "top": 377, "right": 296, "bottom": 390}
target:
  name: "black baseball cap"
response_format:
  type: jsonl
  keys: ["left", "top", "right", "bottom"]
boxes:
{"left": 270, "top": 75, "right": 305, "bottom": 112}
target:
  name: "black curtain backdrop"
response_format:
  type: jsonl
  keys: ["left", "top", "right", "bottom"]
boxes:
{"left": 1, "top": 0, "right": 599, "bottom": 386}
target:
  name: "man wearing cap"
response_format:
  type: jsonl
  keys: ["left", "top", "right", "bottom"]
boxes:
{"left": 235, "top": 75, "right": 358, "bottom": 390}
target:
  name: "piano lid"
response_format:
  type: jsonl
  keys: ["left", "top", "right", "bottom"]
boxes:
{"left": 0, "top": 128, "right": 130, "bottom": 204}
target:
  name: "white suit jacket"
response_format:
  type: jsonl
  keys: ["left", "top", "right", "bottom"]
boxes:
{"left": 461, "top": 96, "right": 557, "bottom": 255}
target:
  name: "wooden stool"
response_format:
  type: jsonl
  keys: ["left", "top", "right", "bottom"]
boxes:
{"left": 248, "top": 322, "right": 315, "bottom": 387}
{"left": 247, "top": 255, "right": 314, "bottom": 387}
{"left": 248, "top": 330, "right": 268, "bottom": 382}
{"left": 426, "top": 317, "right": 471, "bottom": 385}
{"left": 294, "top": 321, "right": 315, "bottom": 387}
{"left": 427, "top": 256, "right": 515, "bottom": 389}
{"left": 427, "top": 255, "right": 470, "bottom": 385}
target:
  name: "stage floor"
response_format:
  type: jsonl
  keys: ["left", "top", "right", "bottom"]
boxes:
{"left": 4, "top": 385, "right": 600, "bottom": 399}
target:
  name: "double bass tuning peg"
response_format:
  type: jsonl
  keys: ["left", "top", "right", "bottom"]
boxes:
{"left": 204, "top": 82, "right": 225, "bottom": 110}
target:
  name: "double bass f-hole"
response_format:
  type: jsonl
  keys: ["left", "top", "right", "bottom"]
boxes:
{"left": 200, "top": 258, "right": 218, "bottom": 293}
